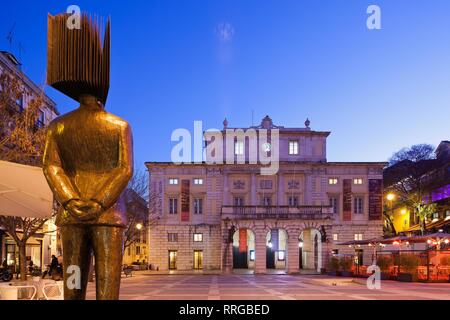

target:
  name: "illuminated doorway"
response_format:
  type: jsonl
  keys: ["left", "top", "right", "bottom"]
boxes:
{"left": 194, "top": 250, "right": 203, "bottom": 270}
{"left": 168, "top": 250, "right": 177, "bottom": 270}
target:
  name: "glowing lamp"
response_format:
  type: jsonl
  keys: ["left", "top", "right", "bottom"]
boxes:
{"left": 386, "top": 193, "right": 396, "bottom": 201}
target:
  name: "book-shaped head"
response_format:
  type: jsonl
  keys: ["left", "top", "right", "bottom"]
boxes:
{"left": 47, "top": 13, "right": 110, "bottom": 105}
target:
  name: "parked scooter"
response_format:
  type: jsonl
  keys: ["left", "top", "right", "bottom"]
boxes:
{"left": 0, "top": 268, "right": 13, "bottom": 282}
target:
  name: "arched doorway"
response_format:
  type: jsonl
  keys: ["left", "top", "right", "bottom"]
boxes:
{"left": 266, "top": 228, "right": 288, "bottom": 270}
{"left": 232, "top": 228, "right": 255, "bottom": 271}
{"left": 299, "top": 228, "right": 322, "bottom": 273}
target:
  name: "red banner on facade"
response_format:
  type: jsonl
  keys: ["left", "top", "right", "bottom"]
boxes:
{"left": 181, "top": 179, "right": 190, "bottom": 222}
{"left": 369, "top": 179, "right": 383, "bottom": 221}
{"left": 343, "top": 179, "right": 352, "bottom": 221}
{"left": 239, "top": 229, "right": 247, "bottom": 253}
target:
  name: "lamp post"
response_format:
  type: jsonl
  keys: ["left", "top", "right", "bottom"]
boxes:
{"left": 386, "top": 193, "right": 396, "bottom": 234}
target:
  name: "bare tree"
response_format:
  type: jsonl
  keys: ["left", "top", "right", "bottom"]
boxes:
{"left": 388, "top": 144, "right": 435, "bottom": 167}
{"left": 386, "top": 144, "right": 438, "bottom": 235}
{"left": 0, "top": 70, "right": 51, "bottom": 280}
{"left": 123, "top": 169, "right": 150, "bottom": 251}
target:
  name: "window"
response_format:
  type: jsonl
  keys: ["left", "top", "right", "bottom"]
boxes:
{"left": 193, "top": 233, "right": 203, "bottom": 242}
{"left": 169, "top": 178, "right": 179, "bottom": 185}
{"left": 249, "top": 250, "right": 255, "bottom": 261}
{"left": 37, "top": 110, "right": 45, "bottom": 127}
{"left": 194, "top": 178, "right": 203, "bottom": 185}
{"left": 277, "top": 251, "right": 286, "bottom": 261}
{"left": 333, "top": 234, "right": 338, "bottom": 241}
{"left": 168, "top": 233, "right": 178, "bottom": 242}
{"left": 127, "top": 247, "right": 131, "bottom": 256}
{"left": 262, "top": 196, "right": 272, "bottom": 206}
{"left": 354, "top": 234, "right": 363, "bottom": 241}
{"left": 354, "top": 196, "right": 364, "bottom": 214}
{"left": 193, "top": 198, "right": 203, "bottom": 214}
{"left": 136, "top": 246, "right": 141, "bottom": 255}
{"left": 328, "top": 178, "right": 338, "bottom": 185}
{"left": 234, "top": 197, "right": 244, "bottom": 206}
{"left": 16, "top": 95, "right": 24, "bottom": 112}
{"left": 169, "top": 198, "right": 178, "bottom": 214}
{"left": 234, "top": 141, "right": 244, "bottom": 155}
{"left": 260, "top": 180, "right": 273, "bottom": 189}
{"left": 353, "top": 178, "right": 363, "bottom": 185}
{"left": 446, "top": 211, "right": 450, "bottom": 220}
{"left": 329, "top": 196, "right": 339, "bottom": 214}
{"left": 288, "top": 196, "right": 298, "bottom": 207}
{"left": 288, "top": 140, "right": 299, "bottom": 155}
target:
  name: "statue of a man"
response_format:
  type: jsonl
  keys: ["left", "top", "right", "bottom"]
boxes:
{"left": 43, "top": 13, "right": 133, "bottom": 300}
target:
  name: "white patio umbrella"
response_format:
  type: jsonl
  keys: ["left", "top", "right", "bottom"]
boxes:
{"left": 0, "top": 160, "right": 53, "bottom": 219}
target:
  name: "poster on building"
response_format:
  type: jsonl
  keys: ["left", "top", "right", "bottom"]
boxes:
{"left": 239, "top": 229, "right": 247, "bottom": 253}
{"left": 369, "top": 179, "right": 383, "bottom": 221}
{"left": 181, "top": 179, "right": 190, "bottom": 222}
{"left": 343, "top": 179, "right": 352, "bottom": 221}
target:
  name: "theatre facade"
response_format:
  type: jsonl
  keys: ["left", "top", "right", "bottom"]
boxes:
{"left": 146, "top": 116, "right": 385, "bottom": 274}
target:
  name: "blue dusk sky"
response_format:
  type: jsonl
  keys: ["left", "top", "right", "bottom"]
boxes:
{"left": 1, "top": 0, "right": 449, "bottom": 172}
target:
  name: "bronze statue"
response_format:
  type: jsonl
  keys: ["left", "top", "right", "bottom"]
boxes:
{"left": 43, "top": 13, "right": 133, "bottom": 300}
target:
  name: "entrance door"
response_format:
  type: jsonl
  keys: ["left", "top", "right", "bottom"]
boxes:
{"left": 314, "top": 234, "right": 318, "bottom": 271}
{"left": 233, "top": 247, "right": 248, "bottom": 269}
{"left": 194, "top": 250, "right": 203, "bottom": 270}
{"left": 266, "top": 247, "right": 275, "bottom": 269}
{"left": 168, "top": 250, "right": 177, "bottom": 270}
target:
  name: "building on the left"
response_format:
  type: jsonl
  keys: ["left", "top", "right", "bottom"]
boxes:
{"left": 0, "top": 51, "right": 59, "bottom": 272}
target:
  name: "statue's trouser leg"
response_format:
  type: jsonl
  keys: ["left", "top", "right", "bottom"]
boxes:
{"left": 61, "top": 225, "right": 92, "bottom": 300}
{"left": 91, "top": 226, "right": 124, "bottom": 300}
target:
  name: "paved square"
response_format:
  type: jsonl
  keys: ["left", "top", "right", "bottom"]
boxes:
{"left": 86, "top": 274, "right": 450, "bottom": 300}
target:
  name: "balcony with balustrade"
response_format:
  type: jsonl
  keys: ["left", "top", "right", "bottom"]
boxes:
{"left": 221, "top": 205, "right": 334, "bottom": 220}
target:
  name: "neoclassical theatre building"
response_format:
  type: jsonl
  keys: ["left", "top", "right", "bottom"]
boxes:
{"left": 146, "top": 116, "right": 385, "bottom": 274}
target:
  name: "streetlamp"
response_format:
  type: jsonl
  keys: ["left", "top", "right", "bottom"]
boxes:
{"left": 386, "top": 193, "right": 396, "bottom": 233}
{"left": 136, "top": 223, "right": 143, "bottom": 230}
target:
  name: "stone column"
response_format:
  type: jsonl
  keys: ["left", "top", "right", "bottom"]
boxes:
{"left": 223, "top": 170, "right": 229, "bottom": 206}
{"left": 287, "top": 231, "right": 300, "bottom": 274}
{"left": 221, "top": 223, "right": 233, "bottom": 273}
{"left": 277, "top": 173, "right": 284, "bottom": 205}
{"left": 250, "top": 173, "right": 257, "bottom": 206}
{"left": 254, "top": 228, "right": 267, "bottom": 274}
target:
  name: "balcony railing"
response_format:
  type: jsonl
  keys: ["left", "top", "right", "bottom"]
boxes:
{"left": 221, "top": 205, "right": 334, "bottom": 220}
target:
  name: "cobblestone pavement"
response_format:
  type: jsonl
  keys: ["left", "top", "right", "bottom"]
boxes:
{"left": 86, "top": 274, "right": 450, "bottom": 300}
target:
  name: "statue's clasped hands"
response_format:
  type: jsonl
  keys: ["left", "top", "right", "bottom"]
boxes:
{"left": 65, "top": 199, "right": 104, "bottom": 221}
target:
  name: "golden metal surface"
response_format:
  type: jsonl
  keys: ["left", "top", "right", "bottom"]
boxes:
{"left": 43, "top": 13, "right": 133, "bottom": 300}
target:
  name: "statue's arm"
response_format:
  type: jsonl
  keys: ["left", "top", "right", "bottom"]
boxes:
{"left": 92, "top": 122, "right": 134, "bottom": 210}
{"left": 42, "top": 124, "right": 80, "bottom": 206}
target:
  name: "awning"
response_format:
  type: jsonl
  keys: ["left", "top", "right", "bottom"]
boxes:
{"left": 0, "top": 160, "right": 53, "bottom": 219}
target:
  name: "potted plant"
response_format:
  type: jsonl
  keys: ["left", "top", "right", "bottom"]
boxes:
{"left": 327, "top": 257, "right": 340, "bottom": 276}
{"left": 398, "top": 254, "right": 420, "bottom": 282}
{"left": 376, "top": 255, "right": 393, "bottom": 280}
{"left": 31, "top": 267, "right": 42, "bottom": 282}
{"left": 339, "top": 257, "right": 353, "bottom": 277}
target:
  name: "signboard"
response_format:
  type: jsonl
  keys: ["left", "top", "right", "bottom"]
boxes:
{"left": 369, "top": 179, "right": 383, "bottom": 221}
{"left": 181, "top": 179, "right": 190, "bottom": 222}
{"left": 343, "top": 179, "right": 352, "bottom": 221}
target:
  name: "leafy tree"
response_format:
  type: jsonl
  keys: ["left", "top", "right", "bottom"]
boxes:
{"left": 0, "top": 70, "right": 51, "bottom": 280}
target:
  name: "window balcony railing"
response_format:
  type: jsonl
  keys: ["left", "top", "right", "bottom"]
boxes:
{"left": 221, "top": 205, "right": 334, "bottom": 220}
